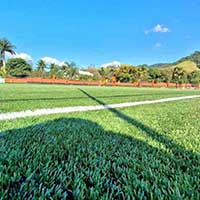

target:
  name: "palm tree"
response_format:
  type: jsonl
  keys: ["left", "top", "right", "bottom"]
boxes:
{"left": 61, "top": 61, "right": 78, "bottom": 79}
{"left": 99, "top": 66, "right": 116, "bottom": 81}
{"left": 0, "top": 38, "right": 16, "bottom": 71}
{"left": 37, "top": 59, "right": 46, "bottom": 77}
{"left": 50, "top": 63, "right": 58, "bottom": 79}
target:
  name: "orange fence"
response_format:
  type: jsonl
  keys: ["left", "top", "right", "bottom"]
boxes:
{"left": 5, "top": 77, "right": 200, "bottom": 89}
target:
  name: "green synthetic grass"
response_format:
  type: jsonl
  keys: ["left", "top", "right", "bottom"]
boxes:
{"left": 0, "top": 84, "right": 200, "bottom": 113}
{"left": 0, "top": 87, "right": 200, "bottom": 199}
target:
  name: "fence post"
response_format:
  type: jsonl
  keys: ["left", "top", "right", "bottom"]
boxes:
{"left": 151, "top": 81, "right": 155, "bottom": 88}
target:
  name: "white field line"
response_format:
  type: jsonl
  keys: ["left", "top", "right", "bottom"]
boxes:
{"left": 0, "top": 95, "right": 200, "bottom": 121}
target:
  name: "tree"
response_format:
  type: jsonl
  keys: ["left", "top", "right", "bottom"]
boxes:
{"left": 172, "top": 67, "right": 187, "bottom": 84}
{"left": 50, "top": 63, "right": 59, "bottom": 79}
{"left": 85, "top": 65, "right": 101, "bottom": 80}
{"left": 188, "top": 71, "right": 200, "bottom": 84}
{"left": 99, "top": 66, "right": 116, "bottom": 81}
{"left": 115, "top": 64, "right": 137, "bottom": 82}
{"left": 148, "top": 68, "right": 162, "bottom": 83}
{"left": 61, "top": 61, "right": 78, "bottom": 79}
{"left": 37, "top": 59, "right": 46, "bottom": 77}
{"left": 137, "top": 64, "right": 149, "bottom": 68}
{"left": 135, "top": 67, "right": 149, "bottom": 82}
{"left": 6, "top": 58, "right": 32, "bottom": 77}
{"left": 160, "top": 68, "right": 173, "bottom": 83}
{"left": 0, "top": 38, "right": 16, "bottom": 71}
{"left": 190, "top": 51, "right": 200, "bottom": 68}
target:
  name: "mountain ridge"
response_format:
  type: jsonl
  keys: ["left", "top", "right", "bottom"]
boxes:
{"left": 149, "top": 51, "right": 200, "bottom": 72}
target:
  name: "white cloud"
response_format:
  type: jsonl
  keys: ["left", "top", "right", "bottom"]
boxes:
{"left": 155, "top": 42, "right": 162, "bottom": 48}
{"left": 6, "top": 52, "right": 32, "bottom": 61}
{"left": 41, "top": 57, "right": 65, "bottom": 66}
{"left": 145, "top": 24, "right": 170, "bottom": 34}
{"left": 16, "top": 53, "right": 32, "bottom": 61}
{"left": 154, "top": 24, "right": 170, "bottom": 33}
{"left": 101, "top": 61, "right": 121, "bottom": 68}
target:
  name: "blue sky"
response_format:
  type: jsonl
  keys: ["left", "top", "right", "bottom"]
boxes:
{"left": 1, "top": 0, "right": 200, "bottom": 67}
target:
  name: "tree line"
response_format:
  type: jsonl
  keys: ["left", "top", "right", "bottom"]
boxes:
{"left": 1, "top": 38, "right": 200, "bottom": 84}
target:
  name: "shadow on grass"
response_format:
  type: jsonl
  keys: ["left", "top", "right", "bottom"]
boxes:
{"left": 0, "top": 103, "right": 199, "bottom": 198}
{"left": 0, "top": 92, "right": 186, "bottom": 103}
{"left": 79, "top": 89, "right": 198, "bottom": 155}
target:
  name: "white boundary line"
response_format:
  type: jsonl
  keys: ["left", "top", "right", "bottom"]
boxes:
{"left": 0, "top": 95, "right": 200, "bottom": 121}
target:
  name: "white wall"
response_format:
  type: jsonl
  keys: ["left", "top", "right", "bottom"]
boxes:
{"left": 79, "top": 70, "right": 94, "bottom": 76}
{"left": 0, "top": 78, "right": 5, "bottom": 83}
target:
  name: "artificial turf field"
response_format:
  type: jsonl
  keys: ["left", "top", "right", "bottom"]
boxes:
{"left": 1, "top": 84, "right": 200, "bottom": 113}
{"left": 0, "top": 84, "right": 200, "bottom": 199}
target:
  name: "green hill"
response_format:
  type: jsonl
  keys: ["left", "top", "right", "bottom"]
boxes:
{"left": 168, "top": 60, "right": 199, "bottom": 73}
{"left": 150, "top": 63, "right": 170, "bottom": 68}
{"left": 154, "top": 60, "right": 199, "bottom": 73}
{"left": 151, "top": 51, "right": 200, "bottom": 73}
{"left": 175, "top": 51, "right": 200, "bottom": 68}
